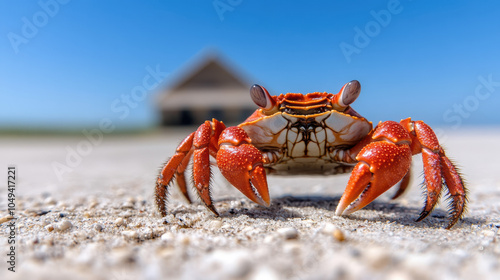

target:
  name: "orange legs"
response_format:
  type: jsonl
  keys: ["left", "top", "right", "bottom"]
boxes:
{"left": 155, "top": 131, "right": 195, "bottom": 217}
{"left": 155, "top": 120, "right": 269, "bottom": 217}
{"left": 157, "top": 116, "right": 466, "bottom": 229}
{"left": 336, "top": 118, "right": 467, "bottom": 229}
{"left": 406, "top": 119, "right": 467, "bottom": 228}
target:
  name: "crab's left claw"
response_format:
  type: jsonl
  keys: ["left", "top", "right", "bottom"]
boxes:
{"left": 216, "top": 127, "right": 270, "bottom": 207}
{"left": 336, "top": 121, "right": 412, "bottom": 216}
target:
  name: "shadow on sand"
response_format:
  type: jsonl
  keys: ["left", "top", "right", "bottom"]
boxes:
{"left": 214, "top": 195, "right": 485, "bottom": 230}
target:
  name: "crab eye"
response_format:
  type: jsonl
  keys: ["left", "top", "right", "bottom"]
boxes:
{"left": 338, "top": 80, "right": 361, "bottom": 107}
{"left": 250, "top": 84, "right": 276, "bottom": 111}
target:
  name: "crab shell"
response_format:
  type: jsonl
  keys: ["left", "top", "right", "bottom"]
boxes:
{"left": 239, "top": 81, "right": 372, "bottom": 175}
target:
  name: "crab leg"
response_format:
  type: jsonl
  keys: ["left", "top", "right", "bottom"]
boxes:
{"left": 336, "top": 121, "right": 412, "bottom": 215}
{"left": 192, "top": 120, "right": 226, "bottom": 216}
{"left": 175, "top": 149, "right": 194, "bottom": 203}
{"left": 156, "top": 120, "right": 226, "bottom": 217}
{"left": 416, "top": 148, "right": 443, "bottom": 221}
{"left": 439, "top": 151, "right": 467, "bottom": 228}
{"left": 156, "top": 132, "right": 195, "bottom": 217}
{"left": 216, "top": 127, "right": 270, "bottom": 207}
{"left": 405, "top": 119, "right": 467, "bottom": 229}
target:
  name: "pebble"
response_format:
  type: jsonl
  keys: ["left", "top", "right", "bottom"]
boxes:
{"left": 208, "top": 219, "right": 223, "bottom": 230}
{"left": 45, "top": 224, "right": 55, "bottom": 232}
{"left": 93, "top": 224, "right": 103, "bottom": 232}
{"left": 121, "top": 202, "right": 135, "bottom": 209}
{"left": 322, "top": 223, "right": 346, "bottom": 241}
{"left": 38, "top": 210, "right": 52, "bottom": 217}
{"left": 264, "top": 235, "right": 275, "bottom": 244}
{"left": 114, "top": 217, "right": 125, "bottom": 227}
{"left": 333, "top": 228, "right": 346, "bottom": 242}
{"left": 0, "top": 215, "right": 14, "bottom": 224}
{"left": 121, "top": 230, "right": 139, "bottom": 239}
{"left": 321, "top": 223, "right": 337, "bottom": 234}
{"left": 83, "top": 212, "right": 92, "bottom": 218}
{"left": 44, "top": 197, "right": 57, "bottom": 205}
{"left": 55, "top": 220, "right": 73, "bottom": 231}
{"left": 57, "top": 201, "right": 67, "bottom": 209}
{"left": 277, "top": 227, "right": 299, "bottom": 239}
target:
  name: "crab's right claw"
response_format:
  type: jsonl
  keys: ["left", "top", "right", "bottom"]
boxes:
{"left": 336, "top": 121, "right": 412, "bottom": 217}
{"left": 216, "top": 127, "right": 270, "bottom": 207}
{"left": 335, "top": 141, "right": 412, "bottom": 216}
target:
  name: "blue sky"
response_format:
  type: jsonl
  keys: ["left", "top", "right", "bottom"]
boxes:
{"left": 1, "top": 0, "right": 499, "bottom": 130}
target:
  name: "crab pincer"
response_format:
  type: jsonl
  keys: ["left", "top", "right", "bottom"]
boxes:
{"left": 335, "top": 121, "right": 412, "bottom": 215}
{"left": 216, "top": 127, "right": 270, "bottom": 207}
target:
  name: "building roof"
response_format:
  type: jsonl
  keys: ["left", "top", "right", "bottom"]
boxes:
{"left": 157, "top": 54, "right": 255, "bottom": 109}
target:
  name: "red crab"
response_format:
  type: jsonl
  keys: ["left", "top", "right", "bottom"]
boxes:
{"left": 155, "top": 80, "right": 467, "bottom": 229}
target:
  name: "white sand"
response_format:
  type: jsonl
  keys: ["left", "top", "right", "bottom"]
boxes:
{"left": 1, "top": 128, "right": 499, "bottom": 280}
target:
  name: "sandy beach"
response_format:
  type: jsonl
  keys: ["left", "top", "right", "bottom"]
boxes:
{"left": 1, "top": 127, "right": 499, "bottom": 280}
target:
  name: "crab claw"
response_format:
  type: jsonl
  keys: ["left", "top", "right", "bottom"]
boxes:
{"left": 216, "top": 127, "right": 270, "bottom": 206}
{"left": 336, "top": 121, "right": 412, "bottom": 216}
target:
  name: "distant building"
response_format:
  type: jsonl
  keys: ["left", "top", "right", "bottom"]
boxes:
{"left": 156, "top": 54, "right": 256, "bottom": 126}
